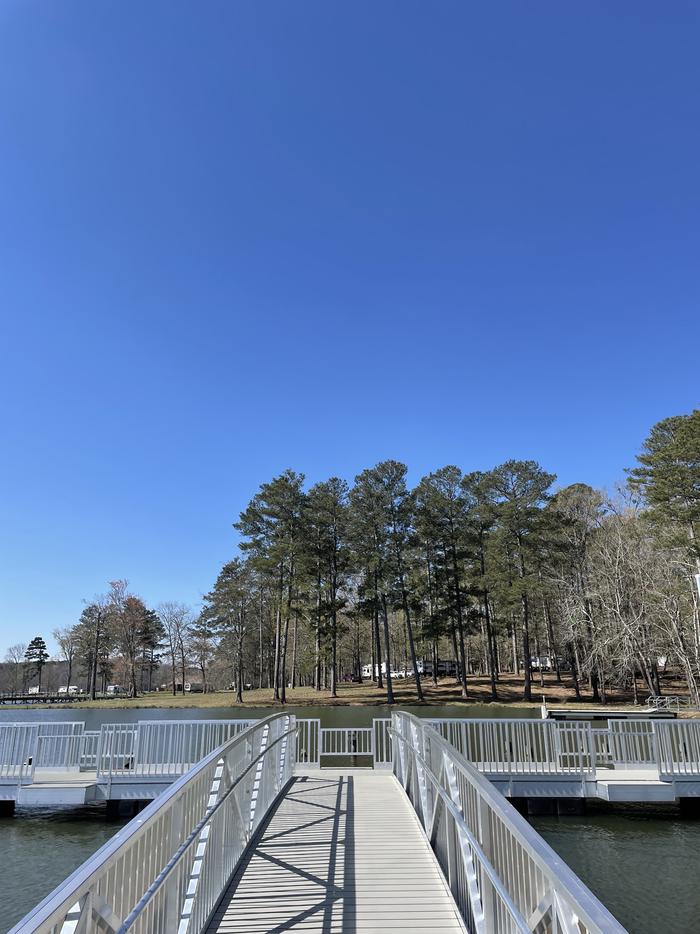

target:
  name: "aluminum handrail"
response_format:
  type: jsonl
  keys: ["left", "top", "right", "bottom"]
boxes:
{"left": 118, "top": 722, "right": 297, "bottom": 931}
{"left": 390, "top": 725, "right": 530, "bottom": 933}
{"left": 9, "top": 714, "right": 296, "bottom": 934}
{"left": 392, "top": 712, "right": 628, "bottom": 934}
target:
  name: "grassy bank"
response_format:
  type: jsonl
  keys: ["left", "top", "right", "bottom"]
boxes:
{"left": 1, "top": 673, "right": 660, "bottom": 711}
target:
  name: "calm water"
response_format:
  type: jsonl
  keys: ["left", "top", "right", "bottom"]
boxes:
{"left": 2, "top": 705, "right": 698, "bottom": 932}
{"left": 0, "top": 701, "right": 537, "bottom": 728}
{"left": 1, "top": 805, "right": 128, "bottom": 931}
{"left": 533, "top": 804, "right": 700, "bottom": 934}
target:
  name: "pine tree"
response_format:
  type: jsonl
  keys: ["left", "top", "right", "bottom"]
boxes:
{"left": 484, "top": 461, "right": 556, "bottom": 702}
{"left": 629, "top": 409, "right": 700, "bottom": 570}
{"left": 305, "top": 478, "right": 351, "bottom": 697}
{"left": 414, "top": 466, "right": 471, "bottom": 698}
{"left": 203, "top": 559, "right": 253, "bottom": 702}
{"left": 235, "top": 470, "right": 305, "bottom": 703}
{"left": 24, "top": 636, "right": 49, "bottom": 692}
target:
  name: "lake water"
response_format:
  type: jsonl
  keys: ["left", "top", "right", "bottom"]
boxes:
{"left": 0, "top": 701, "right": 537, "bottom": 728}
{"left": 1, "top": 705, "right": 698, "bottom": 932}
{"left": 533, "top": 804, "right": 700, "bottom": 934}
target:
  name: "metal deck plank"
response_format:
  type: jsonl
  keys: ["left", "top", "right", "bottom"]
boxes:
{"left": 206, "top": 772, "right": 465, "bottom": 933}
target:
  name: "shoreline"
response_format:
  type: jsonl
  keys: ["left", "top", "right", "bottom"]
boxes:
{"left": 0, "top": 674, "right": 660, "bottom": 712}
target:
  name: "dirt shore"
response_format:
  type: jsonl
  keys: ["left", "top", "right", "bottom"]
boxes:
{"left": 3, "top": 673, "right": 686, "bottom": 711}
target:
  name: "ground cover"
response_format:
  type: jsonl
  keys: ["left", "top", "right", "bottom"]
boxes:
{"left": 6, "top": 673, "right": 681, "bottom": 711}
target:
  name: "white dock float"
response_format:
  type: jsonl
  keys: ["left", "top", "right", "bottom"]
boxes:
{"left": 5, "top": 715, "right": 700, "bottom": 811}
{"left": 207, "top": 770, "right": 465, "bottom": 934}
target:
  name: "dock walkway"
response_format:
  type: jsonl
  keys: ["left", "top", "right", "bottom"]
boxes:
{"left": 207, "top": 770, "right": 465, "bottom": 934}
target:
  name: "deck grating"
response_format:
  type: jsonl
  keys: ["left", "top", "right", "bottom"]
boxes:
{"left": 206, "top": 770, "right": 465, "bottom": 934}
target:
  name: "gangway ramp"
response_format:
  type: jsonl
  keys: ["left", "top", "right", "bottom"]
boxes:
{"left": 9, "top": 713, "right": 628, "bottom": 934}
{"left": 208, "top": 770, "right": 465, "bottom": 934}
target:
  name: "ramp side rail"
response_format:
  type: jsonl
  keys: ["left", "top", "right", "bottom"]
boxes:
{"left": 8, "top": 714, "right": 296, "bottom": 934}
{"left": 392, "top": 712, "right": 628, "bottom": 934}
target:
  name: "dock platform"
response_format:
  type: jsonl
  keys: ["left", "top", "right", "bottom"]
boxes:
{"left": 207, "top": 770, "right": 466, "bottom": 934}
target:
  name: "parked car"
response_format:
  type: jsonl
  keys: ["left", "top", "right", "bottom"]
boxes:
{"left": 106, "top": 684, "right": 125, "bottom": 695}
{"left": 27, "top": 686, "right": 40, "bottom": 695}
{"left": 184, "top": 682, "right": 204, "bottom": 693}
{"left": 58, "top": 685, "right": 81, "bottom": 695}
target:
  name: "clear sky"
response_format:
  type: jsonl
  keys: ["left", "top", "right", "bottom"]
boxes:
{"left": 1, "top": 1, "right": 698, "bottom": 651}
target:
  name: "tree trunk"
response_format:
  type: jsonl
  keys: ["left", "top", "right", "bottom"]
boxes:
{"left": 571, "top": 642, "right": 582, "bottom": 700}
{"left": 400, "top": 576, "right": 423, "bottom": 700}
{"left": 521, "top": 592, "right": 532, "bottom": 702}
{"left": 381, "top": 594, "right": 394, "bottom": 704}
{"left": 273, "top": 601, "right": 282, "bottom": 702}
{"left": 315, "top": 572, "right": 322, "bottom": 691}
{"left": 236, "top": 613, "right": 244, "bottom": 703}
{"left": 483, "top": 590, "right": 498, "bottom": 701}
{"left": 90, "top": 619, "right": 101, "bottom": 701}
{"left": 374, "top": 572, "right": 383, "bottom": 689}
{"left": 450, "top": 626, "right": 459, "bottom": 681}
{"left": 280, "top": 612, "right": 289, "bottom": 704}
{"left": 258, "top": 591, "right": 264, "bottom": 690}
{"left": 450, "top": 547, "right": 468, "bottom": 699}
{"left": 291, "top": 611, "right": 298, "bottom": 690}
{"left": 330, "top": 607, "right": 338, "bottom": 698}
{"left": 543, "top": 599, "right": 562, "bottom": 683}
{"left": 170, "top": 641, "right": 177, "bottom": 695}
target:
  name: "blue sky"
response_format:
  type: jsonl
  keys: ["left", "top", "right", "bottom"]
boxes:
{"left": 1, "top": 1, "right": 698, "bottom": 650}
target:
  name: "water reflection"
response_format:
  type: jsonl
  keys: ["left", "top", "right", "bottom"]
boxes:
{"left": 0, "top": 702, "right": 537, "bottom": 729}
{"left": 2, "top": 805, "right": 127, "bottom": 932}
{"left": 532, "top": 804, "right": 700, "bottom": 934}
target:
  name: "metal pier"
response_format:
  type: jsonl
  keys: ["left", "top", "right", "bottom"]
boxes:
{"left": 208, "top": 771, "right": 465, "bottom": 934}
{"left": 8, "top": 712, "right": 633, "bottom": 934}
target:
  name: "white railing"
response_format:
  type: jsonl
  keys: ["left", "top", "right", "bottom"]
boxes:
{"left": 0, "top": 724, "right": 38, "bottom": 782}
{"left": 426, "top": 718, "right": 596, "bottom": 778}
{"left": 79, "top": 731, "right": 100, "bottom": 771}
{"left": 608, "top": 720, "right": 657, "bottom": 768}
{"left": 0, "top": 722, "right": 91, "bottom": 782}
{"left": 294, "top": 719, "right": 392, "bottom": 768}
{"left": 373, "top": 717, "right": 392, "bottom": 767}
{"left": 96, "top": 720, "right": 256, "bottom": 780}
{"left": 33, "top": 724, "right": 87, "bottom": 772}
{"left": 656, "top": 720, "right": 700, "bottom": 777}
{"left": 320, "top": 726, "right": 373, "bottom": 757}
{"left": 9, "top": 714, "right": 296, "bottom": 934}
{"left": 392, "top": 712, "right": 627, "bottom": 934}
{"left": 295, "top": 717, "right": 320, "bottom": 766}
{"left": 3, "top": 715, "right": 700, "bottom": 787}
{"left": 646, "top": 695, "right": 695, "bottom": 711}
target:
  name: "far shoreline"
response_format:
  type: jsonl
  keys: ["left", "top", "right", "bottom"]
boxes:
{"left": 0, "top": 674, "right": 678, "bottom": 713}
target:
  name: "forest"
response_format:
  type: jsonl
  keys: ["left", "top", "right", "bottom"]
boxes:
{"left": 5, "top": 409, "right": 700, "bottom": 707}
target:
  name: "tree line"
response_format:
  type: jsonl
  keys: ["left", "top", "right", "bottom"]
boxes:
{"left": 201, "top": 408, "right": 700, "bottom": 705}
{"left": 3, "top": 587, "right": 212, "bottom": 698}
{"left": 4, "top": 410, "right": 699, "bottom": 705}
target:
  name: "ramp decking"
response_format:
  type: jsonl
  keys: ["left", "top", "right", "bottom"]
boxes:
{"left": 206, "top": 770, "right": 466, "bottom": 934}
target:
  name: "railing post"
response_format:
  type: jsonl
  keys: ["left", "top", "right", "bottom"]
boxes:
{"left": 163, "top": 796, "right": 185, "bottom": 932}
{"left": 650, "top": 721, "right": 662, "bottom": 779}
{"left": 476, "top": 792, "right": 496, "bottom": 934}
